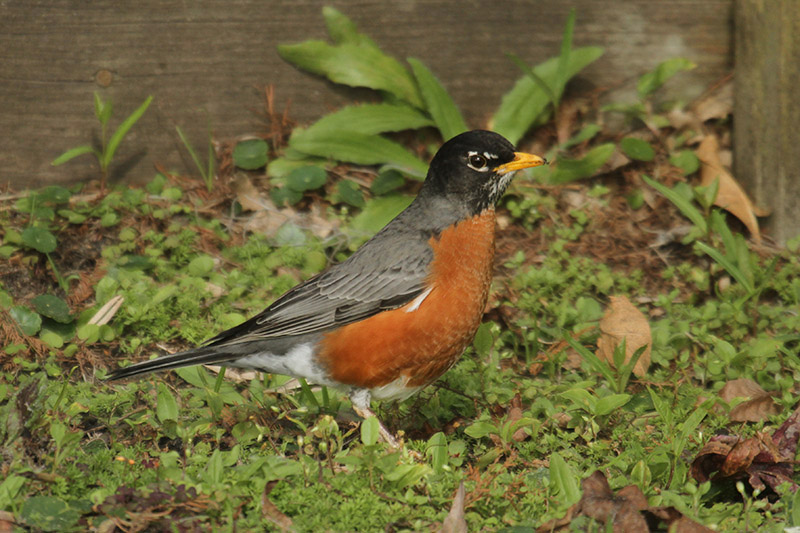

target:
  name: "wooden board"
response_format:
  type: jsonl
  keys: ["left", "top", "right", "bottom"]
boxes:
{"left": 734, "top": 0, "right": 800, "bottom": 245}
{"left": 1, "top": 0, "right": 733, "bottom": 188}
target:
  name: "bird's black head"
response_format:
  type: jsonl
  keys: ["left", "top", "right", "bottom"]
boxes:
{"left": 422, "top": 130, "right": 545, "bottom": 214}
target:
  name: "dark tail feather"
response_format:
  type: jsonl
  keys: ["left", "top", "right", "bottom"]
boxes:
{"left": 105, "top": 345, "right": 235, "bottom": 381}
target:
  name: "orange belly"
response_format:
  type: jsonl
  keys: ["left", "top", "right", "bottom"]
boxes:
{"left": 318, "top": 209, "right": 496, "bottom": 390}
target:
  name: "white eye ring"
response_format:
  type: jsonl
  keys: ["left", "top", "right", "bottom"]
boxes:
{"left": 467, "top": 152, "right": 489, "bottom": 172}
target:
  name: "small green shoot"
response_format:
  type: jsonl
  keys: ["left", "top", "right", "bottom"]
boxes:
{"left": 176, "top": 125, "right": 216, "bottom": 192}
{"left": 568, "top": 337, "right": 645, "bottom": 394}
{"left": 52, "top": 93, "right": 153, "bottom": 191}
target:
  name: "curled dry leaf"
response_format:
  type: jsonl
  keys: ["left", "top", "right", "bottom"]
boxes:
{"left": 441, "top": 481, "right": 467, "bottom": 533}
{"left": 0, "top": 510, "right": 16, "bottom": 533}
{"left": 232, "top": 174, "right": 267, "bottom": 212}
{"left": 507, "top": 395, "right": 529, "bottom": 442}
{"left": 204, "top": 282, "right": 225, "bottom": 298}
{"left": 719, "top": 378, "right": 780, "bottom": 423}
{"left": 204, "top": 366, "right": 259, "bottom": 383}
{"left": 596, "top": 295, "right": 651, "bottom": 377}
{"left": 693, "top": 79, "right": 734, "bottom": 123}
{"left": 691, "top": 403, "right": 800, "bottom": 493}
{"left": 537, "top": 471, "right": 713, "bottom": 533}
{"left": 88, "top": 295, "right": 124, "bottom": 326}
{"left": 696, "top": 135, "right": 768, "bottom": 244}
{"left": 261, "top": 480, "right": 293, "bottom": 531}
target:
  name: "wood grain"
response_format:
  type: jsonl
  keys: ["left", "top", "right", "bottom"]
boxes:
{"left": 734, "top": 0, "right": 800, "bottom": 245}
{"left": 1, "top": 0, "right": 733, "bottom": 188}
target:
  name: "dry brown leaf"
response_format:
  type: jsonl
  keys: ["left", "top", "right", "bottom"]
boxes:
{"left": 261, "top": 480, "right": 293, "bottom": 531}
{"left": 691, "top": 403, "right": 800, "bottom": 493}
{"left": 694, "top": 80, "right": 734, "bottom": 123}
{"left": 669, "top": 516, "right": 718, "bottom": 533}
{"left": 596, "top": 295, "right": 651, "bottom": 377}
{"left": 232, "top": 174, "right": 267, "bottom": 212}
{"left": 508, "top": 395, "right": 529, "bottom": 442}
{"left": 696, "top": 135, "right": 767, "bottom": 244}
{"left": 94, "top": 518, "right": 117, "bottom": 533}
{"left": 730, "top": 395, "right": 781, "bottom": 423}
{"left": 719, "top": 378, "right": 766, "bottom": 401}
{"left": 537, "top": 471, "right": 713, "bottom": 532}
{"left": 88, "top": 295, "right": 124, "bottom": 326}
{"left": 204, "top": 365, "right": 259, "bottom": 382}
{"left": 204, "top": 282, "right": 225, "bottom": 298}
{"left": 719, "top": 378, "right": 780, "bottom": 422}
{"left": 0, "top": 511, "right": 15, "bottom": 533}
{"left": 441, "top": 481, "right": 467, "bottom": 533}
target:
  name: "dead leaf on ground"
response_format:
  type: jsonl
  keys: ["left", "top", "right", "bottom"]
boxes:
{"left": 691, "top": 402, "right": 800, "bottom": 493}
{"left": 88, "top": 295, "right": 124, "bottom": 326}
{"left": 441, "top": 480, "right": 467, "bottom": 533}
{"left": 507, "top": 394, "right": 529, "bottom": 442}
{"left": 596, "top": 295, "right": 651, "bottom": 377}
{"left": 719, "top": 378, "right": 780, "bottom": 423}
{"left": 696, "top": 135, "right": 768, "bottom": 244}
{"left": 204, "top": 366, "right": 259, "bottom": 383}
{"left": 537, "top": 471, "right": 713, "bottom": 532}
{"left": 693, "top": 79, "right": 734, "bottom": 123}
{"left": 0, "top": 511, "right": 15, "bottom": 533}
{"left": 232, "top": 174, "right": 268, "bottom": 212}
{"left": 261, "top": 480, "right": 293, "bottom": 531}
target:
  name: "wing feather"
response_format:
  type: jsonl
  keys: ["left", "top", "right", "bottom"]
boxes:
{"left": 203, "top": 229, "right": 434, "bottom": 347}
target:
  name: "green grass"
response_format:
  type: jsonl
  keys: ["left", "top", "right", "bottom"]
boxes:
{"left": 1, "top": 162, "right": 799, "bottom": 531}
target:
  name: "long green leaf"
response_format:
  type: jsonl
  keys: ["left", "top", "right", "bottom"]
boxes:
{"left": 491, "top": 46, "right": 603, "bottom": 145}
{"left": 299, "top": 103, "right": 433, "bottom": 138}
{"left": 102, "top": 95, "right": 153, "bottom": 170}
{"left": 641, "top": 175, "right": 707, "bottom": 233}
{"left": 51, "top": 145, "right": 97, "bottom": 166}
{"left": 290, "top": 130, "right": 428, "bottom": 179}
{"left": 547, "top": 143, "right": 615, "bottom": 184}
{"left": 567, "top": 336, "right": 616, "bottom": 385}
{"left": 322, "top": 6, "right": 375, "bottom": 47}
{"left": 93, "top": 92, "right": 112, "bottom": 125}
{"left": 407, "top": 58, "right": 467, "bottom": 140}
{"left": 278, "top": 41, "right": 423, "bottom": 108}
{"left": 507, "top": 53, "right": 557, "bottom": 110}
{"left": 349, "top": 195, "right": 414, "bottom": 236}
{"left": 594, "top": 394, "right": 631, "bottom": 417}
{"left": 176, "top": 126, "right": 209, "bottom": 181}
{"left": 709, "top": 209, "right": 737, "bottom": 256}
{"left": 695, "top": 241, "right": 754, "bottom": 293}
{"left": 549, "top": 453, "right": 581, "bottom": 505}
{"left": 638, "top": 57, "right": 696, "bottom": 98}
{"left": 156, "top": 383, "right": 178, "bottom": 423}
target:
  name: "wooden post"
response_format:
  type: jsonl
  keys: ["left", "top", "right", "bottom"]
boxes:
{"left": 734, "top": 0, "right": 800, "bottom": 246}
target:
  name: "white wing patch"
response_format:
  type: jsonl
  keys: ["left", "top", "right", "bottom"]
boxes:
{"left": 405, "top": 287, "right": 433, "bottom": 313}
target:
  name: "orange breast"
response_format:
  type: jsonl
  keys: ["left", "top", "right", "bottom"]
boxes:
{"left": 318, "top": 209, "right": 497, "bottom": 390}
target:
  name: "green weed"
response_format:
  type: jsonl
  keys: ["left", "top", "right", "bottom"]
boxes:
{"left": 52, "top": 93, "right": 152, "bottom": 192}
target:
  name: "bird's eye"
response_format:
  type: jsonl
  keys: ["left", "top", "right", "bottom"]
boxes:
{"left": 467, "top": 154, "right": 487, "bottom": 170}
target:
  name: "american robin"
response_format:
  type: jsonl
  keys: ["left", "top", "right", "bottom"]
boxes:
{"left": 106, "top": 130, "right": 545, "bottom": 445}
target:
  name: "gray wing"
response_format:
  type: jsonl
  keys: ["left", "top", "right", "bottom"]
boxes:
{"left": 203, "top": 231, "right": 434, "bottom": 347}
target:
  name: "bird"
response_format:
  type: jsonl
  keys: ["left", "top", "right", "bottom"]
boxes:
{"left": 106, "top": 130, "right": 545, "bottom": 446}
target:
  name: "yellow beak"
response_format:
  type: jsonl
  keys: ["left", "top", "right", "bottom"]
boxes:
{"left": 496, "top": 152, "right": 547, "bottom": 174}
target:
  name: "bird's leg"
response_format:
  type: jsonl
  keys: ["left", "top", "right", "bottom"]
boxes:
{"left": 349, "top": 389, "right": 400, "bottom": 448}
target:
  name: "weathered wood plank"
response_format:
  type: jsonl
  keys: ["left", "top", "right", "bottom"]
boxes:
{"left": 1, "top": 0, "right": 733, "bottom": 188}
{"left": 734, "top": 0, "right": 800, "bottom": 245}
